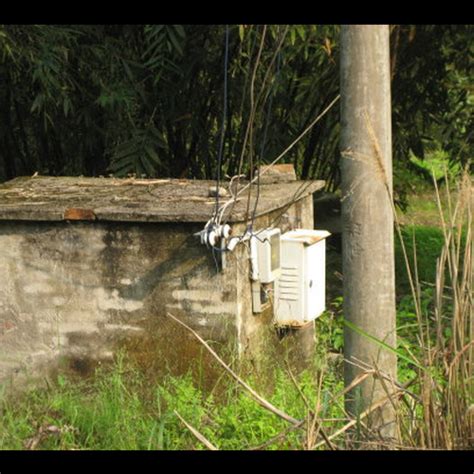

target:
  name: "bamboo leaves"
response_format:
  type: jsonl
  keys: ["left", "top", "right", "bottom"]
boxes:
{"left": 110, "top": 126, "right": 167, "bottom": 178}
{"left": 0, "top": 25, "right": 471, "bottom": 185}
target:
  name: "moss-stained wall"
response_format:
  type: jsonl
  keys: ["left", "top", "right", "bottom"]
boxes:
{"left": 0, "top": 194, "right": 315, "bottom": 390}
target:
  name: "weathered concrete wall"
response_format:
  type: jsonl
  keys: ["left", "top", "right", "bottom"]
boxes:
{"left": 0, "top": 221, "right": 237, "bottom": 387}
{"left": 0, "top": 194, "right": 315, "bottom": 390}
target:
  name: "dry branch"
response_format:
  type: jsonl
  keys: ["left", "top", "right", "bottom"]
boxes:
{"left": 174, "top": 410, "right": 218, "bottom": 451}
{"left": 166, "top": 312, "right": 301, "bottom": 426}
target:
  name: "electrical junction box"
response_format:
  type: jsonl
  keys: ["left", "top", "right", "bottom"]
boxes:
{"left": 274, "top": 229, "right": 330, "bottom": 326}
{"left": 251, "top": 227, "right": 281, "bottom": 283}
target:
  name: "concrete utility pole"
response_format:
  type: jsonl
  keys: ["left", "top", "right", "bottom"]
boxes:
{"left": 340, "top": 25, "right": 397, "bottom": 440}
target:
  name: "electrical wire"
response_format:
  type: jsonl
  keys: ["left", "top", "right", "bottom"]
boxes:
{"left": 227, "top": 26, "right": 257, "bottom": 177}
{"left": 202, "top": 30, "right": 339, "bottom": 262}
{"left": 252, "top": 178, "right": 318, "bottom": 238}
{"left": 242, "top": 25, "right": 268, "bottom": 227}
{"left": 210, "top": 24, "right": 230, "bottom": 272}
{"left": 216, "top": 95, "right": 340, "bottom": 229}
{"left": 224, "top": 26, "right": 289, "bottom": 228}
{"left": 213, "top": 24, "right": 230, "bottom": 223}
{"left": 216, "top": 25, "right": 268, "bottom": 232}
{"left": 249, "top": 49, "right": 282, "bottom": 232}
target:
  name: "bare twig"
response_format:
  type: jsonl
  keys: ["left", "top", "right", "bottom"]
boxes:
{"left": 307, "top": 367, "right": 337, "bottom": 450}
{"left": 313, "top": 386, "right": 404, "bottom": 449}
{"left": 345, "top": 357, "right": 421, "bottom": 402}
{"left": 166, "top": 312, "right": 301, "bottom": 426}
{"left": 24, "top": 424, "right": 76, "bottom": 450}
{"left": 248, "top": 420, "right": 305, "bottom": 450}
{"left": 174, "top": 410, "right": 218, "bottom": 451}
{"left": 285, "top": 359, "right": 312, "bottom": 411}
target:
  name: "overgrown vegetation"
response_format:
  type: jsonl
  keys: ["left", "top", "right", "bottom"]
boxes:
{"left": 1, "top": 173, "right": 471, "bottom": 450}
{"left": 0, "top": 353, "right": 345, "bottom": 450}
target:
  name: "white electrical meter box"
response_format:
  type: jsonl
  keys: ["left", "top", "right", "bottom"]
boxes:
{"left": 274, "top": 229, "right": 330, "bottom": 326}
{"left": 252, "top": 228, "right": 281, "bottom": 283}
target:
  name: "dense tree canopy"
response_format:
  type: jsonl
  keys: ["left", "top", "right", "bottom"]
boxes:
{"left": 0, "top": 25, "right": 471, "bottom": 196}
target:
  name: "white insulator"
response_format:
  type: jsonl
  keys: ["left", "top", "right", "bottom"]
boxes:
{"left": 221, "top": 224, "right": 232, "bottom": 239}
{"left": 208, "top": 230, "right": 218, "bottom": 247}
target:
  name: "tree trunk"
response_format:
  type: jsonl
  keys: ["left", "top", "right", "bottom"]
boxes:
{"left": 340, "top": 25, "right": 397, "bottom": 442}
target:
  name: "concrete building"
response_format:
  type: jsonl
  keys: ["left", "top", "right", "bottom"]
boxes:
{"left": 0, "top": 173, "right": 324, "bottom": 390}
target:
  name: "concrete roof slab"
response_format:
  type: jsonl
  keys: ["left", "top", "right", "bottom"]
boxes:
{"left": 0, "top": 176, "right": 325, "bottom": 224}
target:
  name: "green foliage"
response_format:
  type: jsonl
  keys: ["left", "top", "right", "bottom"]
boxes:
{"left": 391, "top": 25, "right": 473, "bottom": 169}
{"left": 1, "top": 25, "right": 470, "bottom": 189}
{"left": 393, "top": 147, "right": 464, "bottom": 210}
{"left": 110, "top": 123, "right": 167, "bottom": 177}
{"left": 0, "top": 354, "right": 344, "bottom": 450}
{"left": 396, "top": 288, "right": 435, "bottom": 383}
{"left": 395, "top": 223, "right": 468, "bottom": 295}
{"left": 395, "top": 225, "right": 446, "bottom": 294}
{"left": 317, "top": 296, "right": 344, "bottom": 353}
{"left": 409, "top": 149, "right": 462, "bottom": 183}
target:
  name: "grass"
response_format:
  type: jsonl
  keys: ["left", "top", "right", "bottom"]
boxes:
{"left": 0, "top": 354, "right": 344, "bottom": 450}
{"left": 394, "top": 173, "right": 473, "bottom": 449}
{"left": 327, "top": 223, "right": 459, "bottom": 301}
{"left": 395, "top": 225, "right": 446, "bottom": 294}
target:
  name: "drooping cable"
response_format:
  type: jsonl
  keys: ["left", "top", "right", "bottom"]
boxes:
{"left": 210, "top": 24, "right": 230, "bottom": 271}
{"left": 215, "top": 95, "right": 340, "bottom": 231}
{"left": 222, "top": 26, "right": 288, "bottom": 229}
{"left": 242, "top": 25, "right": 268, "bottom": 227}
{"left": 250, "top": 49, "right": 282, "bottom": 231}
{"left": 213, "top": 24, "right": 230, "bottom": 222}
